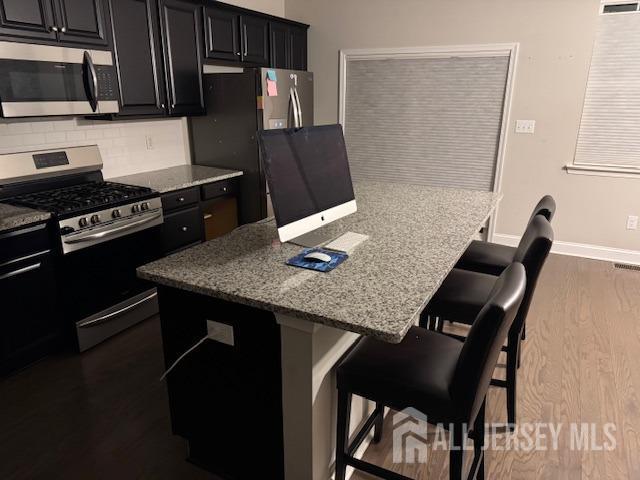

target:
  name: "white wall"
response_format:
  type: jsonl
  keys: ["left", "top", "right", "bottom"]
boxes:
{"left": 224, "top": 0, "right": 284, "bottom": 17}
{"left": 0, "top": 117, "right": 189, "bottom": 179}
{"left": 284, "top": 0, "right": 640, "bottom": 254}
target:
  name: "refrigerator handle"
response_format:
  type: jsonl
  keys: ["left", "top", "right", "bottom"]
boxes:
{"left": 293, "top": 87, "right": 303, "bottom": 127}
{"left": 289, "top": 87, "right": 301, "bottom": 128}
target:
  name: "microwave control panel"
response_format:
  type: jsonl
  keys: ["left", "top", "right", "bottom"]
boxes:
{"left": 95, "top": 66, "right": 118, "bottom": 101}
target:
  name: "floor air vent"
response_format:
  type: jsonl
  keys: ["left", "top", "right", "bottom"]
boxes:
{"left": 614, "top": 262, "right": 640, "bottom": 271}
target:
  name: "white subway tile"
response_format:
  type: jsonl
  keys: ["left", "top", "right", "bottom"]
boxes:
{"left": 45, "top": 131, "right": 67, "bottom": 143}
{"left": 22, "top": 133, "right": 47, "bottom": 145}
{"left": 86, "top": 129, "right": 104, "bottom": 140}
{"left": 66, "top": 131, "right": 86, "bottom": 142}
{"left": 8, "top": 122, "right": 32, "bottom": 135}
{"left": 30, "top": 121, "right": 55, "bottom": 133}
{"left": 53, "top": 119, "right": 77, "bottom": 131}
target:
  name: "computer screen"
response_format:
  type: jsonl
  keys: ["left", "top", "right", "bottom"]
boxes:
{"left": 258, "top": 125, "right": 356, "bottom": 229}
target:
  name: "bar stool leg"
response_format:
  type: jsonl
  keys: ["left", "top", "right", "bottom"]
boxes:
{"left": 373, "top": 402, "right": 384, "bottom": 443}
{"left": 506, "top": 334, "right": 518, "bottom": 429}
{"left": 335, "top": 389, "right": 352, "bottom": 480}
{"left": 474, "top": 400, "right": 486, "bottom": 480}
{"left": 449, "top": 425, "right": 464, "bottom": 480}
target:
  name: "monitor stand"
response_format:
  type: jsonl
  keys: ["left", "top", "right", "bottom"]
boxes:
{"left": 287, "top": 229, "right": 337, "bottom": 248}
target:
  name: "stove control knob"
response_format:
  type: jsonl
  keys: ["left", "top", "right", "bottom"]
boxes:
{"left": 90, "top": 214, "right": 100, "bottom": 224}
{"left": 78, "top": 217, "right": 89, "bottom": 228}
{"left": 141, "top": 202, "right": 150, "bottom": 211}
{"left": 131, "top": 204, "right": 141, "bottom": 214}
{"left": 112, "top": 209, "right": 122, "bottom": 219}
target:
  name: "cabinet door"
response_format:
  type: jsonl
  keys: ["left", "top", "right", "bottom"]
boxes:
{"left": 269, "top": 21, "right": 289, "bottom": 69}
{"left": 240, "top": 15, "right": 268, "bottom": 65}
{"left": 204, "top": 6, "right": 240, "bottom": 62}
{"left": 0, "top": 0, "right": 58, "bottom": 41}
{"left": 289, "top": 25, "right": 307, "bottom": 71}
{"left": 108, "top": 0, "right": 166, "bottom": 116}
{"left": 54, "top": 0, "right": 109, "bottom": 47}
{"left": 160, "top": 0, "right": 205, "bottom": 116}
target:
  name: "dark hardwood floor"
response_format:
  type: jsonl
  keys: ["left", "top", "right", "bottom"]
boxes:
{"left": 0, "top": 316, "right": 218, "bottom": 480}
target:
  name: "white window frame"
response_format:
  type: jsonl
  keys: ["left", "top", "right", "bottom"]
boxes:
{"left": 338, "top": 43, "right": 519, "bottom": 242}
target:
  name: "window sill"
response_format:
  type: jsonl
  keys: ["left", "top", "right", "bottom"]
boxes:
{"left": 565, "top": 164, "right": 640, "bottom": 178}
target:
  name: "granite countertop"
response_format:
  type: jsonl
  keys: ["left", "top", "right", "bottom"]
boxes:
{"left": 0, "top": 203, "right": 51, "bottom": 233}
{"left": 138, "top": 181, "right": 500, "bottom": 343}
{"left": 110, "top": 165, "right": 243, "bottom": 194}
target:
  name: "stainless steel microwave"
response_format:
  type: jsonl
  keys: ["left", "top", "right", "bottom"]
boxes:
{"left": 0, "top": 41, "right": 119, "bottom": 118}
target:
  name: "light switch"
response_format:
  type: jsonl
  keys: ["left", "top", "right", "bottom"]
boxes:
{"left": 515, "top": 120, "right": 536, "bottom": 134}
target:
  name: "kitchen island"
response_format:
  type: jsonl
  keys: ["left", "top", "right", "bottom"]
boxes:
{"left": 138, "top": 181, "right": 500, "bottom": 480}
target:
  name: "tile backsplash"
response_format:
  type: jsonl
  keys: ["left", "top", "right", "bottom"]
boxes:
{"left": 0, "top": 117, "right": 190, "bottom": 179}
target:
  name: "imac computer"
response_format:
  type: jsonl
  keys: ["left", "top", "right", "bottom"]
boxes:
{"left": 257, "top": 124, "right": 357, "bottom": 246}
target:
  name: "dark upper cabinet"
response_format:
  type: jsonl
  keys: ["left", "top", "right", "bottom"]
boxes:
{"left": 54, "top": 0, "right": 109, "bottom": 46}
{"left": 203, "top": 6, "right": 240, "bottom": 62}
{"left": 0, "top": 0, "right": 109, "bottom": 47}
{"left": 108, "top": 0, "right": 166, "bottom": 116}
{"left": 269, "top": 21, "right": 289, "bottom": 69}
{"left": 159, "top": 0, "right": 205, "bottom": 116}
{"left": 289, "top": 25, "right": 307, "bottom": 71}
{"left": 269, "top": 21, "right": 307, "bottom": 71}
{"left": 0, "top": 0, "right": 58, "bottom": 41}
{"left": 240, "top": 15, "right": 268, "bottom": 65}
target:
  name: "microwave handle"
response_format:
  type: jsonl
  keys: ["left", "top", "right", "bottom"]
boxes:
{"left": 82, "top": 51, "right": 99, "bottom": 112}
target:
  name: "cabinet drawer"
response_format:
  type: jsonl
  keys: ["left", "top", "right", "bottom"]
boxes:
{"left": 161, "top": 187, "right": 200, "bottom": 213}
{"left": 201, "top": 179, "right": 237, "bottom": 201}
{"left": 162, "top": 206, "right": 202, "bottom": 253}
{"left": 0, "top": 223, "right": 50, "bottom": 265}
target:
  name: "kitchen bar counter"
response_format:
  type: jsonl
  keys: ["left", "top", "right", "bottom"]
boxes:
{"left": 139, "top": 180, "right": 500, "bottom": 480}
{"left": 0, "top": 203, "right": 51, "bottom": 233}
{"left": 138, "top": 181, "right": 500, "bottom": 343}
{"left": 110, "top": 164, "right": 243, "bottom": 194}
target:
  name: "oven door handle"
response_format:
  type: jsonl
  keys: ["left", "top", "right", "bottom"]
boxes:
{"left": 63, "top": 212, "right": 162, "bottom": 245}
{"left": 77, "top": 291, "right": 158, "bottom": 328}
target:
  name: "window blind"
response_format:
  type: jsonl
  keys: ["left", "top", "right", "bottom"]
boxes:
{"left": 575, "top": 10, "right": 640, "bottom": 167}
{"left": 343, "top": 55, "right": 510, "bottom": 191}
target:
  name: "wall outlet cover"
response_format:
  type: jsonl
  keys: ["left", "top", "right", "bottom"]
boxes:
{"left": 515, "top": 120, "right": 536, "bottom": 134}
{"left": 206, "top": 320, "right": 235, "bottom": 346}
{"left": 627, "top": 215, "right": 638, "bottom": 230}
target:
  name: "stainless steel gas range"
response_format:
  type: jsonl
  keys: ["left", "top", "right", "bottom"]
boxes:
{"left": 0, "top": 145, "right": 163, "bottom": 351}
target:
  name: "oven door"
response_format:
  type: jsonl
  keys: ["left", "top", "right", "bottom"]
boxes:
{"left": 0, "top": 41, "right": 119, "bottom": 117}
{"left": 56, "top": 225, "right": 161, "bottom": 350}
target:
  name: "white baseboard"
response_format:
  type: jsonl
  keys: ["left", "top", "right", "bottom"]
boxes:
{"left": 492, "top": 233, "right": 640, "bottom": 265}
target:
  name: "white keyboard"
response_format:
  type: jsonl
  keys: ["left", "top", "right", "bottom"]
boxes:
{"left": 324, "top": 231, "right": 369, "bottom": 253}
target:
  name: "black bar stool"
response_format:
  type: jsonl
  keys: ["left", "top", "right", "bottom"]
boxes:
{"left": 456, "top": 195, "right": 555, "bottom": 276}
{"left": 420, "top": 215, "right": 553, "bottom": 426}
{"left": 335, "top": 263, "right": 526, "bottom": 480}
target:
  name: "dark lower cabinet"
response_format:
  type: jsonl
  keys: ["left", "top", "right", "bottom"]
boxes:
{"left": 54, "top": 0, "right": 109, "bottom": 46}
{"left": 108, "top": 0, "right": 167, "bottom": 116}
{"left": 239, "top": 14, "right": 268, "bottom": 65}
{"left": 0, "top": 223, "right": 58, "bottom": 375}
{"left": 159, "top": 0, "right": 205, "bottom": 116}
{"left": 0, "top": 0, "right": 109, "bottom": 47}
{"left": 203, "top": 5, "right": 240, "bottom": 62}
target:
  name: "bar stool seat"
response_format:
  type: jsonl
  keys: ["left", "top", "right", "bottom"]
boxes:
{"left": 338, "top": 325, "right": 464, "bottom": 423}
{"left": 455, "top": 241, "right": 515, "bottom": 276}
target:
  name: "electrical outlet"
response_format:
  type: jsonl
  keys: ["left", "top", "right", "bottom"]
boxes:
{"left": 515, "top": 120, "right": 536, "bottom": 134}
{"left": 206, "top": 320, "right": 234, "bottom": 346}
{"left": 627, "top": 215, "right": 638, "bottom": 230}
{"left": 145, "top": 135, "right": 154, "bottom": 150}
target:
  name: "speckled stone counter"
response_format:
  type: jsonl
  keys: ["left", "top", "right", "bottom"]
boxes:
{"left": 0, "top": 203, "right": 51, "bottom": 233}
{"left": 138, "top": 181, "right": 500, "bottom": 343}
{"left": 110, "top": 165, "right": 243, "bottom": 193}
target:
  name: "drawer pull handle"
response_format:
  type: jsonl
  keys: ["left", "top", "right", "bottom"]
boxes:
{"left": 222, "top": 187, "right": 227, "bottom": 192}
{"left": 178, "top": 197, "right": 185, "bottom": 202}
{"left": 203, "top": 214, "right": 213, "bottom": 220}
{"left": 182, "top": 226, "right": 188, "bottom": 232}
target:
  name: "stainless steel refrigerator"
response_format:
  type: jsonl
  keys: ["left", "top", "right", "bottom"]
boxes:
{"left": 189, "top": 67, "right": 314, "bottom": 224}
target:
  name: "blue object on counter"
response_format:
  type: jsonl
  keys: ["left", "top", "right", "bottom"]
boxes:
{"left": 287, "top": 248, "right": 348, "bottom": 272}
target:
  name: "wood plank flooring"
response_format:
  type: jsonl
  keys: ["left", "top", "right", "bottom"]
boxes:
{"left": 353, "top": 254, "right": 640, "bottom": 479}
{"left": 1, "top": 254, "right": 638, "bottom": 479}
